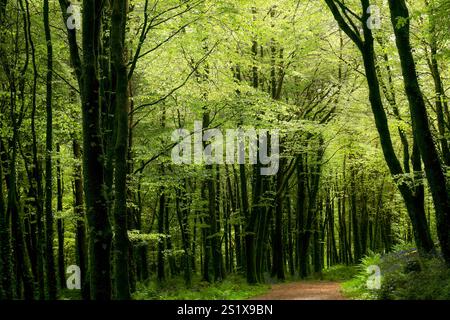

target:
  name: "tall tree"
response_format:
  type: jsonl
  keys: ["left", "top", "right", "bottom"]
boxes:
{"left": 388, "top": 0, "right": 450, "bottom": 264}
{"left": 111, "top": 0, "right": 131, "bottom": 300}
{"left": 25, "top": 0, "right": 45, "bottom": 299}
{"left": 43, "top": 0, "right": 57, "bottom": 299}
{"left": 323, "top": 0, "right": 435, "bottom": 256}
{"left": 81, "top": 0, "right": 112, "bottom": 299}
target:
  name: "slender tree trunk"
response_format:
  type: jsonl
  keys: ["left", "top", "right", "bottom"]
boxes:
{"left": 232, "top": 166, "right": 244, "bottom": 272}
{"left": 286, "top": 194, "right": 295, "bottom": 276}
{"left": 165, "top": 199, "right": 178, "bottom": 277}
{"left": 296, "top": 155, "right": 307, "bottom": 277}
{"left": 73, "top": 139, "right": 89, "bottom": 299}
{"left": 175, "top": 184, "right": 191, "bottom": 287}
{"left": 245, "top": 23, "right": 259, "bottom": 284}
{"left": 226, "top": 166, "right": 240, "bottom": 272}
{"left": 201, "top": 184, "right": 211, "bottom": 282}
{"left": 24, "top": 0, "right": 45, "bottom": 299}
{"left": 350, "top": 166, "right": 361, "bottom": 262}
{"left": 0, "top": 140, "right": 12, "bottom": 299}
{"left": 111, "top": 0, "right": 131, "bottom": 300}
{"left": 255, "top": 184, "right": 270, "bottom": 282}
{"left": 272, "top": 159, "right": 285, "bottom": 280}
{"left": 43, "top": 0, "right": 57, "bottom": 299}
{"left": 313, "top": 203, "right": 322, "bottom": 275}
{"left": 56, "top": 144, "right": 65, "bottom": 290}
{"left": 224, "top": 188, "right": 230, "bottom": 273}
{"left": 157, "top": 188, "right": 166, "bottom": 282}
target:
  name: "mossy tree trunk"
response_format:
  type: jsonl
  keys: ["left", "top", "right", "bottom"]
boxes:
{"left": 81, "top": 0, "right": 112, "bottom": 300}
{"left": 111, "top": 0, "right": 131, "bottom": 300}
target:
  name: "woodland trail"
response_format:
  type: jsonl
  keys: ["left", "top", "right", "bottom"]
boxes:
{"left": 250, "top": 281, "right": 346, "bottom": 300}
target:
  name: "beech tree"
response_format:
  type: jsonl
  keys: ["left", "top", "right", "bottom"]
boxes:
{"left": 1, "top": 0, "right": 450, "bottom": 301}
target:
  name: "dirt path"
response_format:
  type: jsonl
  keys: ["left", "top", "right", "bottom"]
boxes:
{"left": 251, "top": 281, "right": 345, "bottom": 300}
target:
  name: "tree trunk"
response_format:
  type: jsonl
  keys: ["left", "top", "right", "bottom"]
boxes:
{"left": 56, "top": 144, "right": 65, "bottom": 290}
{"left": 0, "top": 140, "right": 13, "bottom": 299}
{"left": 24, "top": 0, "right": 45, "bottom": 298}
{"left": 165, "top": 199, "right": 178, "bottom": 277}
{"left": 8, "top": 115, "right": 35, "bottom": 299}
{"left": 111, "top": 0, "right": 131, "bottom": 300}
{"left": 286, "top": 194, "right": 295, "bottom": 275}
{"left": 43, "top": 0, "right": 57, "bottom": 299}
{"left": 350, "top": 166, "right": 361, "bottom": 262}
{"left": 175, "top": 183, "right": 192, "bottom": 287}
{"left": 73, "top": 139, "right": 89, "bottom": 299}
{"left": 296, "top": 155, "right": 307, "bottom": 277}
{"left": 271, "top": 159, "right": 285, "bottom": 280}
{"left": 388, "top": 0, "right": 450, "bottom": 263}
{"left": 81, "top": 0, "right": 112, "bottom": 300}
{"left": 157, "top": 188, "right": 166, "bottom": 282}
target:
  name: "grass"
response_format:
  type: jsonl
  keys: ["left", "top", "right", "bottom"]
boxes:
{"left": 133, "top": 274, "right": 270, "bottom": 300}
{"left": 321, "top": 264, "right": 359, "bottom": 282}
{"left": 59, "top": 288, "right": 82, "bottom": 300}
{"left": 59, "top": 274, "right": 269, "bottom": 300}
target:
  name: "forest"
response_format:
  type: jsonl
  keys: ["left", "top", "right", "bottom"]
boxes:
{"left": 1, "top": 0, "right": 450, "bottom": 301}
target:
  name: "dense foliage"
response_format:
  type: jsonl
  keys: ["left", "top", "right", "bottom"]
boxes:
{"left": 1, "top": 0, "right": 450, "bottom": 300}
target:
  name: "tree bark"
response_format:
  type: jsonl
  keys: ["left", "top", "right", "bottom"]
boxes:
{"left": 111, "top": 0, "right": 131, "bottom": 300}
{"left": 73, "top": 139, "right": 89, "bottom": 299}
{"left": 43, "top": 0, "right": 57, "bottom": 299}
{"left": 56, "top": 144, "right": 65, "bottom": 290}
{"left": 81, "top": 0, "right": 112, "bottom": 299}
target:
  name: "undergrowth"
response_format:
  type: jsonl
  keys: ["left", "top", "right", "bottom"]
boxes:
{"left": 133, "top": 274, "right": 270, "bottom": 300}
{"left": 321, "top": 264, "right": 359, "bottom": 281}
{"left": 342, "top": 243, "right": 450, "bottom": 300}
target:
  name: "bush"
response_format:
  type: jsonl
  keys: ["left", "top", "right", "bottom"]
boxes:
{"left": 321, "top": 264, "right": 359, "bottom": 281}
{"left": 132, "top": 274, "right": 270, "bottom": 300}
{"left": 342, "top": 244, "right": 450, "bottom": 300}
{"left": 384, "top": 258, "right": 450, "bottom": 300}
{"left": 341, "top": 252, "right": 382, "bottom": 300}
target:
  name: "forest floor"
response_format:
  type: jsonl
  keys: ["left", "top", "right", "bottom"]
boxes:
{"left": 250, "top": 281, "right": 345, "bottom": 300}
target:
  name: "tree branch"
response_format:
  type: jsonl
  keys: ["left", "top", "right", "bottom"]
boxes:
{"left": 323, "top": 0, "right": 364, "bottom": 51}
{"left": 131, "top": 41, "right": 220, "bottom": 115}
